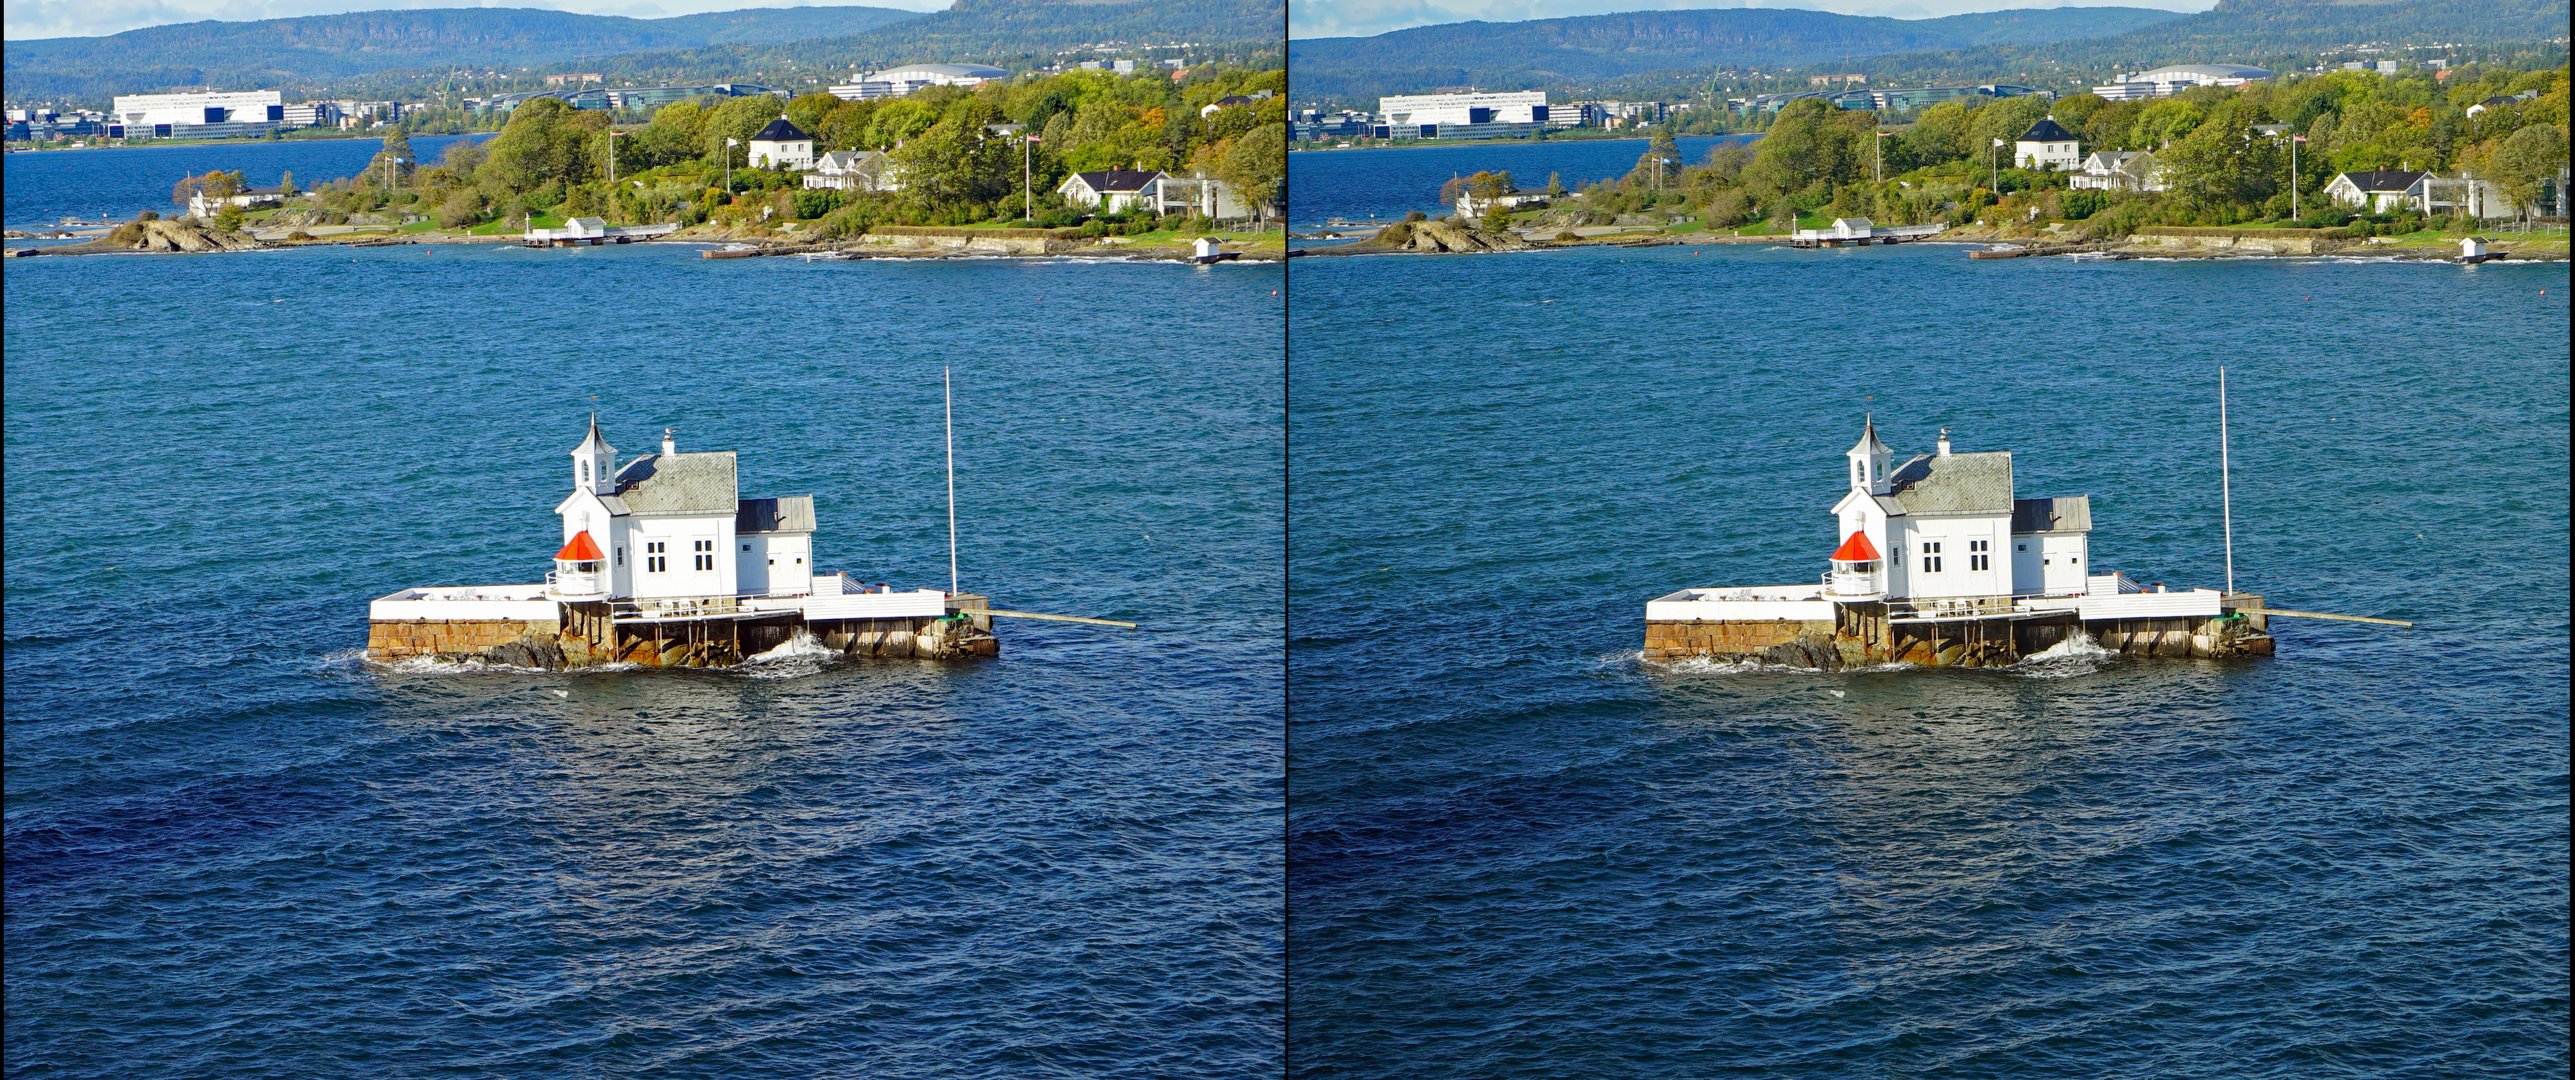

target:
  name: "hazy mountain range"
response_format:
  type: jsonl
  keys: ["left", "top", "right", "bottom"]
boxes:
{"left": 1289, "top": 0, "right": 2573, "bottom": 106}
{"left": 4, "top": 0, "right": 1284, "bottom": 105}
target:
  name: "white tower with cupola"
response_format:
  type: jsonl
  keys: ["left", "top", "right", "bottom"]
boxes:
{"left": 572, "top": 414, "right": 617, "bottom": 495}
{"left": 1847, "top": 415, "right": 1892, "bottom": 496}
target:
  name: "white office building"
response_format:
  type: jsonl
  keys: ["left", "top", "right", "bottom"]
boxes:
{"left": 112, "top": 89, "right": 284, "bottom": 128}
{"left": 1378, "top": 91, "right": 1550, "bottom": 130}
{"left": 2090, "top": 64, "right": 2271, "bottom": 100}
{"left": 831, "top": 63, "right": 1010, "bottom": 100}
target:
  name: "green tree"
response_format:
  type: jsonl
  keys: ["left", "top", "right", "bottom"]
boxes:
{"left": 891, "top": 99, "right": 1014, "bottom": 220}
{"left": 483, "top": 97, "right": 603, "bottom": 192}
{"left": 1213, "top": 122, "right": 1285, "bottom": 219}
{"left": 2491, "top": 123, "right": 2570, "bottom": 227}
{"left": 2131, "top": 98, "right": 2206, "bottom": 149}
{"left": 703, "top": 95, "right": 784, "bottom": 161}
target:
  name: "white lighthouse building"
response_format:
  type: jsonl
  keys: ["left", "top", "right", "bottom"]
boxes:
{"left": 368, "top": 418, "right": 988, "bottom": 667}
{"left": 1645, "top": 418, "right": 2258, "bottom": 666}
{"left": 550, "top": 417, "right": 816, "bottom": 605}
{"left": 1824, "top": 416, "right": 2092, "bottom": 605}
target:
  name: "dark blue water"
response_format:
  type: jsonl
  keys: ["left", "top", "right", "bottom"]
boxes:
{"left": 5, "top": 244, "right": 1284, "bottom": 1076}
{"left": 1288, "top": 135, "right": 1751, "bottom": 229}
{"left": 1, "top": 133, "right": 490, "bottom": 227}
{"left": 1287, "top": 241, "right": 2570, "bottom": 1076}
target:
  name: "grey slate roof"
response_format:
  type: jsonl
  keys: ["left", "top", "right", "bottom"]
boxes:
{"left": 1887, "top": 451, "right": 2013, "bottom": 515}
{"left": 2337, "top": 169, "right": 2425, "bottom": 193}
{"left": 736, "top": 495, "right": 817, "bottom": 534}
{"left": 2011, "top": 495, "right": 2092, "bottom": 534}
{"left": 2018, "top": 117, "right": 2076, "bottom": 143}
{"left": 1074, "top": 169, "right": 1162, "bottom": 193}
{"left": 753, "top": 117, "right": 810, "bottom": 143}
{"left": 612, "top": 451, "right": 738, "bottom": 515}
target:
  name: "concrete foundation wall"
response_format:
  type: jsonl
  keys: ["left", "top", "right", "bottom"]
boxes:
{"left": 368, "top": 596, "right": 999, "bottom": 669}
{"left": 1645, "top": 593, "right": 2272, "bottom": 669}
{"left": 368, "top": 618, "right": 560, "bottom": 662}
{"left": 1644, "top": 619, "right": 1833, "bottom": 662}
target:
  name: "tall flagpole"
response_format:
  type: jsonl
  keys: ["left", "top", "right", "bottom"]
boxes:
{"left": 2219, "top": 366, "right": 2234, "bottom": 596}
{"left": 945, "top": 366, "right": 959, "bottom": 597}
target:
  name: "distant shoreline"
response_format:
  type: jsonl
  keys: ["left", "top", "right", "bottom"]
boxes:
{"left": 1291, "top": 132, "right": 1755, "bottom": 155}
{"left": 5, "top": 131, "right": 490, "bottom": 154}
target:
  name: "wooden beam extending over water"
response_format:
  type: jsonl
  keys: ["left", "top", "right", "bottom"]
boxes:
{"left": 2242, "top": 607, "right": 2414, "bottom": 628}
{"left": 986, "top": 609, "right": 1139, "bottom": 629}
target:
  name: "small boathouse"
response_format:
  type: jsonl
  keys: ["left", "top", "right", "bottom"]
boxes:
{"left": 1788, "top": 217, "right": 1945, "bottom": 248}
{"left": 368, "top": 419, "right": 996, "bottom": 667}
{"left": 521, "top": 218, "right": 681, "bottom": 247}
{"left": 1645, "top": 419, "right": 2274, "bottom": 667}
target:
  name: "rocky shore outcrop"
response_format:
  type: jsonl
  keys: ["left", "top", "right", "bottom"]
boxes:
{"left": 11, "top": 217, "right": 265, "bottom": 256}
{"left": 1339, "top": 217, "right": 1529, "bottom": 254}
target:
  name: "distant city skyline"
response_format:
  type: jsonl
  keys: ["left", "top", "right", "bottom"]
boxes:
{"left": 5, "top": 0, "right": 949, "bottom": 42}
{"left": 1290, "top": 0, "right": 2214, "bottom": 40}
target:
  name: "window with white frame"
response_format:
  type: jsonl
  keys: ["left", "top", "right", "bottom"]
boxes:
{"left": 645, "top": 541, "right": 666, "bottom": 573}
{"left": 693, "top": 539, "right": 714, "bottom": 572}
{"left": 1969, "top": 539, "right": 1989, "bottom": 571}
{"left": 1921, "top": 540, "right": 1942, "bottom": 573}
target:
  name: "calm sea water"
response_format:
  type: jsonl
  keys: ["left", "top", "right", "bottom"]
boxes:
{"left": 1288, "top": 237, "right": 2570, "bottom": 1074}
{"left": 1, "top": 133, "right": 490, "bottom": 227}
{"left": 1288, "top": 135, "right": 1752, "bottom": 229}
{"left": 4, "top": 244, "right": 1284, "bottom": 1076}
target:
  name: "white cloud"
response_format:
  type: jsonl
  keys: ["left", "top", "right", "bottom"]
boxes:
{"left": 1290, "top": 0, "right": 2214, "bottom": 40}
{"left": 6, "top": 0, "right": 951, "bottom": 40}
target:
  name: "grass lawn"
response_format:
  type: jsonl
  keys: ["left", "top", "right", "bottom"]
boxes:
{"left": 468, "top": 210, "right": 565, "bottom": 236}
{"left": 1665, "top": 218, "right": 1710, "bottom": 235}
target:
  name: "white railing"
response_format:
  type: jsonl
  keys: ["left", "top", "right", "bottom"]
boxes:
{"left": 1887, "top": 595, "right": 2017, "bottom": 621}
{"left": 611, "top": 594, "right": 742, "bottom": 621}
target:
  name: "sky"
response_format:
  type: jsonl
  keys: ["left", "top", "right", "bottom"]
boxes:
{"left": 4, "top": 0, "right": 949, "bottom": 41}
{"left": 1288, "top": 0, "right": 2214, "bottom": 40}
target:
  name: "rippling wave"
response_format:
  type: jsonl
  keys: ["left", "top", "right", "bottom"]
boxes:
{"left": 1288, "top": 238, "right": 2569, "bottom": 1078}
{"left": 6, "top": 243, "right": 1285, "bottom": 1077}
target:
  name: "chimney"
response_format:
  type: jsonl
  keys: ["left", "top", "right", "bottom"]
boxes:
{"left": 1936, "top": 428, "right": 1951, "bottom": 457}
{"left": 661, "top": 427, "right": 677, "bottom": 456}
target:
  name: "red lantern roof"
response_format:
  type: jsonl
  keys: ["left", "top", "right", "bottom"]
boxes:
{"left": 554, "top": 532, "right": 605, "bottom": 561}
{"left": 1829, "top": 531, "right": 1880, "bottom": 562}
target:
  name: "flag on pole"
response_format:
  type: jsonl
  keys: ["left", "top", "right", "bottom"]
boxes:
{"left": 1992, "top": 138, "right": 2007, "bottom": 148}
{"left": 1028, "top": 134, "right": 1041, "bottom": 143}
{"left": 2292, "top": 134, "right": 2307, "bottom": 143}
{"left": 1877, "top": 130, "right": 1892, "bottom": 137}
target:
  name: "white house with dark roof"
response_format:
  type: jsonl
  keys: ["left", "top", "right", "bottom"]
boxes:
{"left": 1059, "top": 169, "right": 1164, "bottom": 213}
{"left": 2071, "top": 150, "right": 2166, "bottom": 192}
{"left": 747, "top": 116, "right": 815, "bottom": 170}
{"left": 552, "top": 419, "right": 815, "bottom": 603}
{"left": 1806, "top": 418, "right": 2094, "bottom": 603}
{"left": 804, "top": 149, "right": 901, "bottom": 192}
{"left": 2325, "top": 169, "right": 2428, "bottom": 212}
{"left": 2014, "top": 117, "right": 2082, "bottom": 171}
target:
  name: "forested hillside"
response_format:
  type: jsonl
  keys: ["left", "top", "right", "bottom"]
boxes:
{"left": 5, "top": 0, "right": 1284, "bottom": 106}
{"left": 1861, "top": 0, "right": 2575, "bottom": 88}
{"left": 1288, "top": 6, "right": 2189, "bottom": 106}
{"left": 4, "top": 6, "right": 923, "bottom": 103}
{"left": 1290, "top": 0, "right": 2571, "bottom": 106}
